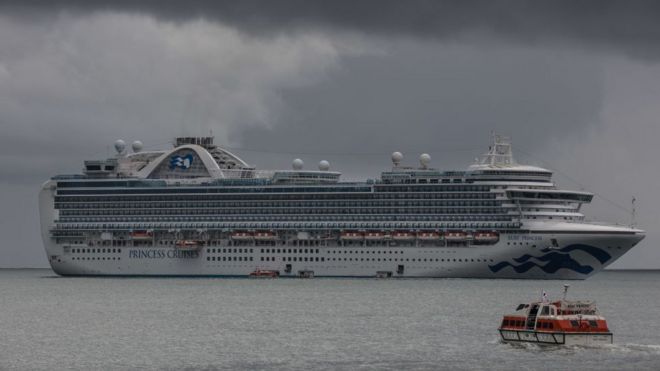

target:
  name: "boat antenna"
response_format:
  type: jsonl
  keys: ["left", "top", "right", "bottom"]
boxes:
{"left": 631, "top": 196, "right": 637, "bottom": 228}
{"left": 562, "top": 284, "right": 570, "bottom": 300}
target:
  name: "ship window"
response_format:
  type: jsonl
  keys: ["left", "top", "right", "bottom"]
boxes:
{"left": 570, "top": 320, "right": 579, "bottom": 327}
{"left": 589, "top": 320, "right": 597, "bottom": 327}
{"left": 548, "top": 322, "right": 554, "bottom": 329}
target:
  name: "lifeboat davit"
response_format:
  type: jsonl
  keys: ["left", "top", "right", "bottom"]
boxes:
{"left": 175, "top": 240, "right": 202, "bottom": 250}
{"left": 498, "top": 285, "right": 613, "bottom": 346}
{"left": 231, "top": 231, "right": 253, "bottom": 240}
{"left": 254, "top": 231, "right": 277, "bottom": 241}
{"left": 417, "top": 231, "right": 441, "bottom": 241}
{"left": 474, "top": 231, "right": 499, "bottom": 243}
{"left": 392, "top": 231, "right": 416, "bottom": 241}
{"left": 444, "top": 231, "right": 469, "bottom": 242}
{"left": 249, "top": 269, "right": 280, "bottom": 278}
{"left": 340, "top": 231, "right": 364, "bottom": 241}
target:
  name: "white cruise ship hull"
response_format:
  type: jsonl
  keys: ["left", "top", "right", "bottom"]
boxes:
{"left": 42, "top": 232, "right": 641, "bottom": 279}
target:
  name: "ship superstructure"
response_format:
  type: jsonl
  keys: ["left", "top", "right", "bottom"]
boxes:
{"left": 39, "top": 135, "right": 644, "bottom": 278}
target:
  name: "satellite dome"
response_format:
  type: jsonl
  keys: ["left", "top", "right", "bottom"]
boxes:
{"left": 319, "top": 160, "right": 330, "bottom": 171}
{"left": 114, "top": 139, "right": 126, "bottom": 154}
{"left": 132, "top": 140, "right": 143, "bottom": 153}
{"left": 292, "top": 158, "right": 304, "bottom": 170}
{"left": 419, "top": 153, "right": 431, "bottom": 168}
{"left": 391, "top": 151, "right": 403, "bottom": 166}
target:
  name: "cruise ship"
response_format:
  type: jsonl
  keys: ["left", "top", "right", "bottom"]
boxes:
{"left": 39, "top": 135, "right": 644, "bottom": 278}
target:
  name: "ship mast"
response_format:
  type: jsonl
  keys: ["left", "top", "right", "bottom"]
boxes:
{"left": 631, "top": 196, "right": 637, "bottom": 228}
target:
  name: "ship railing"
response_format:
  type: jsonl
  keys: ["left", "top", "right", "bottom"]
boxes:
{"left": 220, "top": 169, "right": 276, "bottom": 179}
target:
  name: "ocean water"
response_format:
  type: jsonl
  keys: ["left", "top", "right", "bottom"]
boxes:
{"left": 0, "top": 270, "right": 659, "bottom": 370}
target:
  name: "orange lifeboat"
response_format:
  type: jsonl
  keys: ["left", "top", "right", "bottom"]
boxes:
{"left": 230, "top": 231, "right": 253, "bottom": 240}
{"left": 130, "top": 230, "right": 153, "bottom": 241}
{"left": 392, "top": 231, "right": 416, "bottom": 241}
{"left": 254, "top": 231, "right": 277, "bottom": 241}
{"left": 474, "top": 231, "right": 499, "bottom": 243}
{"left": 175, "top": 240, "right": 202, "bottom": 250}
{"left": 340, "top": 231, "right": 364, "bottom": 241}
{"left": 444, "top": 231, "right": 469, "bottom": 242}
{"left": 417, "top": 231, "right": 441, "bottom": 240}
{"left": 365, "top": 231, "right": 390, "bottom": 240}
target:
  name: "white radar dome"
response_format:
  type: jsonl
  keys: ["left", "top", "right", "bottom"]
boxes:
{"left": 319, "top": 160, "right": 330, "bottom": 171}
{"left": 292, "top": 158, "right": 304, "bottom": 170}
{"left": 114, "top": 139, "right": 126, "bottom": 154}
{"left": 391, "top": 151, "right": 403, "bottom": 166}
{"left": 132, "top": 140, "right": 143, "bottom": 153}
{"left": 419, "top": 153, "right": 431, "bottom": 168}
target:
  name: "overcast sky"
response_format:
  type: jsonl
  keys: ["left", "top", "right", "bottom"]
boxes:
{"left": 1, "top": 1, "right": 658, "bottom": 268}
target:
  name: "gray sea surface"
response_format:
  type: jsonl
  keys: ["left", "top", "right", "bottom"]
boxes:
{"left": 1, "top": 269, "right": 659, "bottom": 370}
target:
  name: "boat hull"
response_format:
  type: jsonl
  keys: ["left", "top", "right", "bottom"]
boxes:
{"left": 42, "top": 231, "right": 639, "bottom": 278}
{"left": 499, "top": 329, "right": 613, "bottom": 346}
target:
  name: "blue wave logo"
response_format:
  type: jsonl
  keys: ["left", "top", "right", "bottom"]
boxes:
{"left": 169, "top": 154, "right": 194, "bottom": 170}
{"left": 488, "top": 244, "right": 611, "bottom": 275}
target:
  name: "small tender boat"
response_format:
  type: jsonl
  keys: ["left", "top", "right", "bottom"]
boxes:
{"left": 297, "top": 270, "right": 314, "bottom": 278}
{"left": 249, "top": 269, "right": 280, "bottom": 278}
{"left": 376, "top": 271, "right": 393, "bottom": 278}
{"left": 499, "top": 285, "right": 613, "bottom": 346}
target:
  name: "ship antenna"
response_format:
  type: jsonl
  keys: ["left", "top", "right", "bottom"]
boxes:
{"left": 631, "top": 196, "right": 637, "bottom": 228}
{"left": 562, "top": 284, "right": 570, "bottom": 300}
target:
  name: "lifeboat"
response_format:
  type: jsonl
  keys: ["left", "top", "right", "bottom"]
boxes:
{"left": 498, "top": 285, "right": 613, "bottom": 346}
{"left": 297, "top": 270, "right": 314, "bottom": 278}
{"left": 417, "top": 231, "right": 441, "bottom": 241}
{"left": 365, "top": 231, "right": 390, "bottom": 240}
{"left": 231, "top": 231, "right": 253, "bottom": 240}
{"left": 253, "top": 231, "right": 277, "bottom": 241}
{"left": 474, "top": 231, "right": 499, "bottom": 243}
{"left": 392, "top": 231, "right": 416, "bottom": 241}
{"left": 249, "top": 269, "right": 280, "bottom": 278}
{"left": 340, "top": 231, "right": 364, "bottom": 241}
{"left": 175, "top": 240, "right": 202, "bottom": 250}
{"left": 130, "top": 230, "right": 153, "bottom": 241}
{"left": 444, "top": 231, "right": 469, "bottom": 242}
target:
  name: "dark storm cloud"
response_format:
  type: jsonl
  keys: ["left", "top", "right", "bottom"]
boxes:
{"left": 5, "top": 0, "right": 660, "bottom": 59}
{"left": 1, "top": 1, "right": 659, "bottom": 269}
{"left": 234, "top": 42, "right": 604, "bottom": 178}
